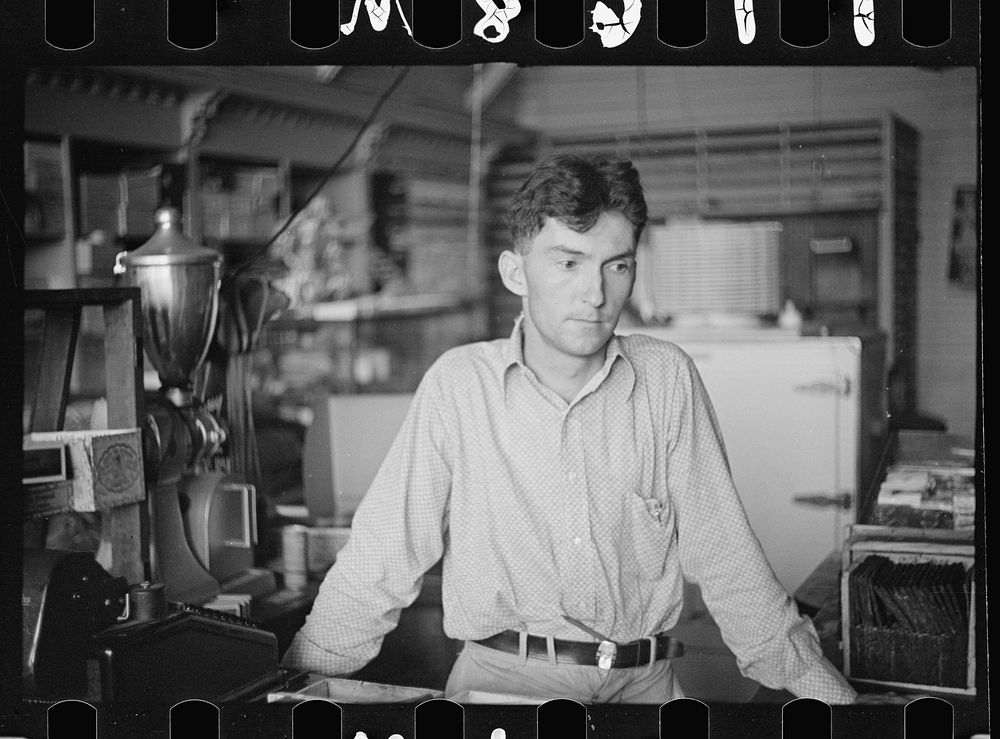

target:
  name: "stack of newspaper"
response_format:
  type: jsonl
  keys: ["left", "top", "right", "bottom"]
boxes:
{"left": 873, "top": 463, "right": 974, "bottom": 530}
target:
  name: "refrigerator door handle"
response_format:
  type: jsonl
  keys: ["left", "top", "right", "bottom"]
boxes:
{"left": 792, "top": 491, "right": 854, "bottom": 510}
{"left": 792, "top": 373, "right": 852, "bottom": 396}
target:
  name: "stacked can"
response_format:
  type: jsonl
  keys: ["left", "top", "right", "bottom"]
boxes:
{"left": 281, "top": 524, "right": 310, "bottom": 591}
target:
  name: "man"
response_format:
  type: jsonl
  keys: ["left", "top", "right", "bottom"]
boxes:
{"left": 282, "top": 153, "right": 858, "bottom": 704}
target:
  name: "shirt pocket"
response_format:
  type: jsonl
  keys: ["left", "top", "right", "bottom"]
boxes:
{"left": 622, "top": 492, "right": 672, "bottom": 581}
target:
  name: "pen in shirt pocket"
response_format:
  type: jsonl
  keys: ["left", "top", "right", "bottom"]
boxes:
{"left": 641, "top": 495, "right": 666, "bottom": 525}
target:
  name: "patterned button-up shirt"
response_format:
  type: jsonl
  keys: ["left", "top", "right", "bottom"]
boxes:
{"left": 283, "top": 316, "right": 857, "bottom": 703}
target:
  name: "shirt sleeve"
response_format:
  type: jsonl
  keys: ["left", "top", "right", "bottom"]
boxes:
{"left": 281, "top": 365, "right": 453, "bottom": 677}
{"left": 665, "top": 355, "right": 857, "bottom": 705}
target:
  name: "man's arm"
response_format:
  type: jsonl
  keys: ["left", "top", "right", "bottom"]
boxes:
{"left": 281, "top": 368, "right": 453, "bottom": 677}
{"left": 665, "top": 356, "right": 857, "bottom": 704}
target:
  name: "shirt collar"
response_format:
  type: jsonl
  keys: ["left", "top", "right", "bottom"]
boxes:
{"left": 501, "top": 313, "right": 527, "bottom": 375}
{"left": 501, "top": 313, "right": 636, "bottom": 402}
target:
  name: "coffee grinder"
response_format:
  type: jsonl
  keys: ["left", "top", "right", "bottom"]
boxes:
{"left": 115, "top": 207, "right": 264, "bottom": 604}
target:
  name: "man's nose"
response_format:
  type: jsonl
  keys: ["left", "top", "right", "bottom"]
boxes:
{"left": 581, "top": 268, "right": 605, "bottom": 307}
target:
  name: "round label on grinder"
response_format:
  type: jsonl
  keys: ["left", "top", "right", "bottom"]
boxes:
{"left": 96, "top": 442, "right": 141, "bottom": 492}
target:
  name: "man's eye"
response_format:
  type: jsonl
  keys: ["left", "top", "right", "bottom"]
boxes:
{"left": 608, "top": 261, "right": 632, "bottom": 273}
{"left": 558, "top": 260, "right": 578, "bottom": 270}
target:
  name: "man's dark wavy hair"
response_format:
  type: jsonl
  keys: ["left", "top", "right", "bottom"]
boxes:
{"left": 505, "top": 153, "right": 648, "bottom": 253}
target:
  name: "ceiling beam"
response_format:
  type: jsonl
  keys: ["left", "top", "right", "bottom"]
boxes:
{"left": 464, "top": 63, "right": 519, "bottom": 113}
{"left": 91, "top": 65, "right": 529, "bottom": 143}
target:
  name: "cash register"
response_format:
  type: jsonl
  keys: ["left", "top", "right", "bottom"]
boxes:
{"left": 22, "top": 547, "right": 301, "bottom": 704}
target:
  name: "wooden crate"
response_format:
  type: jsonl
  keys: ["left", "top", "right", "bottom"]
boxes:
{"left": 840, "top": 526, "right": 976, "bottom": 696}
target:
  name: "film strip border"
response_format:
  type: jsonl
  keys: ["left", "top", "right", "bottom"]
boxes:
{"left": 20, "top": 694, "right": 967, "bottom": 738}
{"left": 2, "top": 0, "right": 980, "bottom": 64}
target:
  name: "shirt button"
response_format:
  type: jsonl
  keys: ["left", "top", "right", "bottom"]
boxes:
{"left": 573, "top": 536, "right": 582, "bottom": 546}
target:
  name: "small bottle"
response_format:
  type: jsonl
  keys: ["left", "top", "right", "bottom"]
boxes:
{"left": 778, "top": 299, "right": 803, "bottom": 331}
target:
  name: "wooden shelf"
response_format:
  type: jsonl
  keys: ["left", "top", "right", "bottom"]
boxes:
{"left": 275, "top": 292, "right": 473, "bottom": 324}
{"left": 24, "top": 231, "right": 65, "bottom": 243}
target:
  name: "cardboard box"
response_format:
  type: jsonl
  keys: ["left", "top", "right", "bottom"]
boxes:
{"left": 23, "top": 429, "right": 145, "bottom": 516}
{"left": 23, "top": 480, "right": 74, "bottom": 518}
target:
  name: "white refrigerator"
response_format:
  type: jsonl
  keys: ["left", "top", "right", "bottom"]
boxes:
{"left": 619, "top": 327, "right": 887, "bottom": 595}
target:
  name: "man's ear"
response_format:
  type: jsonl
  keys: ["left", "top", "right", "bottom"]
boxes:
{"left": 498, "top": 250, "right": 527, "bottom": 297}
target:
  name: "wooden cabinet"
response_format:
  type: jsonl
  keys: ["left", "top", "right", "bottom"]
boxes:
{"left": 777, "top": 210, "right": 881, "bottom": 326}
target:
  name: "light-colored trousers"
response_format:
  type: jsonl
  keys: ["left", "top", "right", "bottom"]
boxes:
{"left": 444, "top": 638, "right": 685, "bottom": 704}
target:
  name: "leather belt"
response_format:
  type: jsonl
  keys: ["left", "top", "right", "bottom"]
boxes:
{"left": 473, "top": 630, "right": 685, "bottom": 669}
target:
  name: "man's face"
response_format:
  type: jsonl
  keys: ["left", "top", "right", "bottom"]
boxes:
{"left": 506, "top": 211, "right": 636, "bottom": 367}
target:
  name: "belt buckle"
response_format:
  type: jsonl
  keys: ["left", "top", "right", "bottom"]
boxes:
{"left": 596, "top": 640, "right": 617, "bottom": 670}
